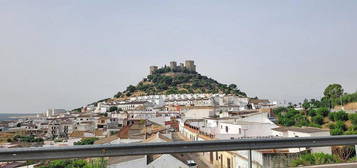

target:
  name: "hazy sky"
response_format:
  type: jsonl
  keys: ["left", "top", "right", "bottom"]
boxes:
{"left": 1, "top": 1, "right": 357, "bottom": 113}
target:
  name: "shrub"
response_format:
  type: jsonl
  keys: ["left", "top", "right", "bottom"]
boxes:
{"left": 39, "top": 159, "right": 106, "bottom": 168}
{"left": 328, "top": 112, "right": 335, "bottom": 121}
{"left": 290, "top": 153, "right": 340, "bottom": 167}
{"left": 10, "top": 135, "right": 44, "bottom": 143}
{"left": 334, "top": 111, "right": 348, "bottom": 121}
{"left": 344, "top": 130, "right": 357, "bottom": 135}
{"left": 294, "top": 115, "right": 309, "bottom": 127}
{"left": 273, "top": 107, "right": 289, "bottom": 116}
{"left": 329, "top": 111, "right": 348, "bottom": 121}
{"left": 330, "top": 128, "right": 344, "bottom": 135}
{"left": 300, "top": 153, "right": 315, "bottom": 165}
{"left": 308, "top": 123, "right": 322, "bottom": 128}
{"left": 348, "top": 113, "right": 357, "bottom": 126}
{"left": 329, "top": 123, "right": 336, "bottom": 129}
{"left": 312, "top": 115, "right": 324, "bottom": 125}
{"left": 74, "top": 137, "right": 98, "bottom": 145}
{"left": 316, "top": 107, "right": 330, "bottom": 117}
{"left": 290, "top": 159, "right": 305, "bottom": 167}
{"left": 308, "top": 109, "right": 317, "bottom": 117}
{"left": 335, "top": 121, "right": 347, "bottom": 131}
{"left": 313, "top": 153, "right": 338, "bottom": 165}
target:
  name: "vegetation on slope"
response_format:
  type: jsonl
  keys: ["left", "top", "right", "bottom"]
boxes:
{"left": 290, "top": 152, "right": 341, "bottom": 167}
{"left": 302, "top": 84, "right": 357, "bottom": 109}
{"left": 114, "top": 67, "right": 246, "bottom": 98}
{"left": 38, "top": 159, "right": 106, "bottom": 168}
{"left": 290, "top": 145, "right": 357, "bottom": 167}
{"left": 274, "top": 84, "right": 357, "bottom": 136}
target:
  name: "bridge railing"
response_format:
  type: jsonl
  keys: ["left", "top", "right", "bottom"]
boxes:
{"left": 1, "top": 135, "right": 357, "bottom": 167}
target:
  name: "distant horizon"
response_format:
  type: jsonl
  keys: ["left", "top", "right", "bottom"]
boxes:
{"left": 1, "top": 1, "right": 356, "bottom": 113}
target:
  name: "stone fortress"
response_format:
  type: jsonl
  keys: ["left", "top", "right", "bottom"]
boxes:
{"left": 150, "top": 60, "right": 196, "bottom": 74}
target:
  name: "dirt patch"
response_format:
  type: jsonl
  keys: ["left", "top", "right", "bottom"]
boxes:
{"left": 334, "top": 102, "right": 357, "bottom": 111}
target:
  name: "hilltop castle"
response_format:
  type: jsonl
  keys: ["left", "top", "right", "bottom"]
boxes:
{"left": 150, "top": 60, "right": 196, "bottom": 74}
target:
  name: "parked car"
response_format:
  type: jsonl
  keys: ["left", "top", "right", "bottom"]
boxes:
{"left": 186, "top": 160, "right": 197, "bottom": 168}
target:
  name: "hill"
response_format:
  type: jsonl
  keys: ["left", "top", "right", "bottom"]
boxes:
{"left": 114, "top": 66, "right": 246, "bottom": 98}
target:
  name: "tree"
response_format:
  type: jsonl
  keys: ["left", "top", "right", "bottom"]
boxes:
{"left": 126, "top": 85, "right": 136, "bottom": 93}
{"left": 294, "top": 114, "right": 309, "bottom": 127}
{"left": 228, "top": 84, "right": 237, "bottom": 90}
{"left": 108, "top": 106, "right": 118, "bottom": 112}
{"left": 324, "top": 84, "right": 344, "bottom": 99}
{"left": 308, "top": 109, "right": 317, "bottom": 117}
{"left": 308, "top": 99, "right": 323, "bottom": 108}
{"left": 114, "top": 92, "right": 122, "bottom": 98}
{"left": 333, "top": 146, "right": 355, "bottom": 161}
{"left": 316, "top": 107, "right": 329, "bottom": 117}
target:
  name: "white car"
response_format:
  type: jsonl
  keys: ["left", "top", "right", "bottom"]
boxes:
{"left": 186, "top": 160, "right": 198, "bottom": 168}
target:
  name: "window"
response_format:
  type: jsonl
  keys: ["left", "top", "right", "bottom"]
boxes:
{"left": 227, "top": 158, "right": 231, "bottom": 168}
{"left": 216, "top": 152, "right": 218, "bottom": 160}
{"left": 226, "top": 126, "right": 228, "bottom": 133}
{"left": 239, "top": 128, "right": 241, "bottom": 134}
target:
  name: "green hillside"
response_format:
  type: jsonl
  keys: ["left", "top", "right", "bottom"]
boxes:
{"left": 274, "top": 84, "right": 357, "bottom": 136}
{"left": 114, "top": 66, "right": 246, "bottom": 98}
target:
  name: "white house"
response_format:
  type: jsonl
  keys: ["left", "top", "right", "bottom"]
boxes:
{"left": 117, "top": 101, "right": 153, "bottom": 111}
{"left": 217, "top": 120, "right": 277, "bottom": 139}
{"left": 44, "top": 109, "right": 66, "bottom": 117}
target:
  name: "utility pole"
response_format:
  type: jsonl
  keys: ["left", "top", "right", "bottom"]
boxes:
{"left": 340, "top": 95, "right": 344, "bottom": 110}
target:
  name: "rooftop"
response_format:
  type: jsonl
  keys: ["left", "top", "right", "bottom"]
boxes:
{"left": 272, "top": 126, "right": 329, "bottom": 133}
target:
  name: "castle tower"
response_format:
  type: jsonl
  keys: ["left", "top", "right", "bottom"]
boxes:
{"left": 169, "top": 61, "right": 177, "bottom": 70}
{"left": 179, "top": 63, "right": 184, "bottom": 69}
{"left": 149, "top": 66, "right": 158, "bottom": 75}
{"left": 185, "top": 60, "right": 196, "bottom": 72}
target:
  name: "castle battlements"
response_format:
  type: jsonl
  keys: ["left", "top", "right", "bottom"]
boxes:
{"left": 150, "top": 60, "right": 196, "bottom": 74}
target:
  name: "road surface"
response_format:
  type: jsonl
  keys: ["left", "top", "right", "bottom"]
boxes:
{"left": 171, "top": 132, "right": 213, "bottom": 168}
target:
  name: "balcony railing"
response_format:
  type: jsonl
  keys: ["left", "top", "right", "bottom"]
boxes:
{"left": 1, "top": 135, "right": 357, "bottom": 168}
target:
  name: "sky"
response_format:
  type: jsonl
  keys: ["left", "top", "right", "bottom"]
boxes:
{"left": 0, "top": 1, "right": 357, "bottom": 113}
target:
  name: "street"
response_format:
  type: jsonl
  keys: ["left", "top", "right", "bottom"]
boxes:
{"left": 171, "top": 132, "right": 213, "bottom": 168}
